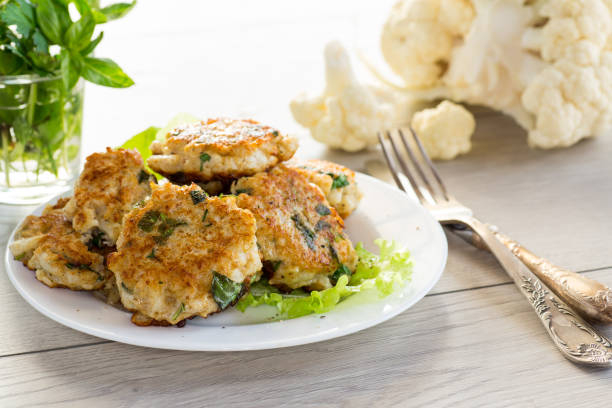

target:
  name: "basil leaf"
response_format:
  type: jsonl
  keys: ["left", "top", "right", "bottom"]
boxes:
{"left": 291, "top": 213, "right": 316, "bottom": 250}
{"left": 315, "top": 203, "right": 331, "bottom": 216}
{"left": 138, "top": 210, "right": 160, "bottom": 232}
{"left": 73, "top": 0, "right": 107, "bottom": 24}
{"left": 1, "top": 0, "right": 36, "bottom": 37}
{"left": 59, "top": 50, "right": 82, "bottom": 91}
{"left": 0, "top": 50, "right": 24, "bottom": 75}
{"left": 100, "top": 1, "right": 136, "bottom": 20}
{"left": 91, "top": 9, "right": 107, "bottom": 23}
{"left": 120, "top": 282, "right": 133, "bottom": 294}
{"left": 81, "top": 57, "right": 134, "bottom": 88}
{"left": 65, "top": 262, "right": 93, "bottom": 271}
{"left": 52, "top": 0, "right": 72, "bottom": 34}
{"left": 212, "top": 272, "right": 244, "bottom": 310}
{"left": 32, "top": 29, "right": 48, "bottom": 53}
{"left": 80, "top": 31, "right": 103, "bottom": 56}
{"left": 331, "top": 264, "right": 352, "bottom": 284}
{"left": 34, "top": 0, "right": 63, "bottom": 44}
{"left": 137, "top": 169, "right": 150, "bottom": 183}
{"left": 153, "top": 216, "right": 187, "bottom": 245}
{"left": 27, "top": 49, "right": 56, "bottom": 73}
{"left": 64, "top": 13, "right": 95, "bottom": 51}
{"left": 72, "top": 0, "right": 92, "bottom": 15}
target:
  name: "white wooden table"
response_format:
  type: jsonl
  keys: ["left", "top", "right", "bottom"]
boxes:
{"left": 2, "top": 1, "right": 612, "bottom": 406}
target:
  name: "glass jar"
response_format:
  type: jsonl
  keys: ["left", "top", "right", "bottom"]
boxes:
{"left": 0, "top": 74, "right": 83, "bottom": 205}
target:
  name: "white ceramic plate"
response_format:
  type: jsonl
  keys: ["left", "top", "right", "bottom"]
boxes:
{"left": 4, "top": 173, "right": 447, "bottom": 351}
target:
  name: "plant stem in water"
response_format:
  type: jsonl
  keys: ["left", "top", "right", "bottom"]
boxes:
{"left": 2, "top": 127, "right": 11, "bottom": 187}
{"left": 27, "top": 82, "right": 41, "bottom": 177}
{"left": 26, "top": 83, "right": 37, "bottom": 125}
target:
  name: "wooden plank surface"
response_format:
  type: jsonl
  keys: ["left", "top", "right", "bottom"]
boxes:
{"left": 2, "top": 1, "right": 612, "bottom": 406}
{"left": 0, "top": 230, "right": 504, "bottom": 357}
{"left": 2, "top": 268, "right": 612, "bottom": 408}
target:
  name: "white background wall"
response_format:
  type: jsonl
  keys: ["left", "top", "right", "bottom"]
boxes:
{"left": 84, "top": 0, "right": 397, "bottom": 155}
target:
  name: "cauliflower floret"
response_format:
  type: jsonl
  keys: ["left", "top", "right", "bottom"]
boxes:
{"left": 521, "top": 0, "right": 612, "bottom": 147}
{"left": 381, "top": 0, "right": 475, "bottom": 88}
{"left": 290, "top": 41, "right": 398, "bottom": 152}
{"left": 411, "top": 100, "right": 475, "bottom": 160}
{"left": 381, "top": 0, "right": 612, "bottom": 150}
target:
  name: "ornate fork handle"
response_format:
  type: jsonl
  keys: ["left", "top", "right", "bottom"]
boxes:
{"left": 457, "top": 216, "right": 612, "bottom": 367}
{"left": 456, "top": 226, "right": 612, "bottom": 323}
{"left": 493, "top": 232, "right": 612, "bottom": 323}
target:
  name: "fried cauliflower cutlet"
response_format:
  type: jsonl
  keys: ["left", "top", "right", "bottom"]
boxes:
{"left": 107, "top": 183, "right": 261, "bottom": 326}
{"left": 147, "top": 118, "right": 298, "bottom": 182}
{"left": 231, "top": 165, "right": 357, "bottom": 291}
{"left": 63, "top": 148, "right": 154, "bottom": 246}
{"left": 10, "top": 198, "right": 110, "bottom": 290}
{"left": 285, "top": 159, "right": 362, "bottom": 218}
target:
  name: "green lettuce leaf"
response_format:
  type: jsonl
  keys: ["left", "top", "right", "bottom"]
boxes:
{"left": 236, "top": 239, "right": 413, "bottom": 319}
{"left": 120, "top": 113, "right": 200, "bottom": 179}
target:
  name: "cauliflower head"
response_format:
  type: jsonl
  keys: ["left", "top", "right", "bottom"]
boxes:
{"left": 290, "top": 41, "right": 400, "bottom": 152}
{"left": 411, "top": 100, "right": 475, "bottom": 160}
{"left": 382, "top": 0, "right": 612, "bottom": 149}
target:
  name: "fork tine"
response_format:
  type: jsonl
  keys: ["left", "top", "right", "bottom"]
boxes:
{"left": 377, "top": 131, "right": 406, "bottom": 193}
{"left": 396, "top": 129, "right": 445, "bottom": 203}
{"left": 407, "top": 126, "right": 450, "bottom": 200}
{"left": 384, "top": 130, "right": 429, "bottom": 203}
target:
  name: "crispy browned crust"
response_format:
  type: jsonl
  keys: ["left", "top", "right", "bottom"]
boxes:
{"left": 11, "top": 201, "right": 110, "bottom": 290}
{"left": 63, "top": 147, "right": 154, "bottom": 244}
{"left": 17, "top": 207, "right": 71, "bottom": 241}
{"left": 107, "top": 182, "right": 261, "bottom": 325}
{"left": 232, "top": 165, "right": 357, "bottom": 290}
{"left": 285, "top": 159, "right": 362, "bottom": 218}
{"left": 160, "top": 118, "right": 288, "bottom": 154}
{"left": 147, "top": 118, "right": 298, "bottom": 182}
{"left": 130, "top": 312, "right": 172, "bottom": 327}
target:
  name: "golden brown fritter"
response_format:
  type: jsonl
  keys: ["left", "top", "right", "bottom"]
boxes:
{"left": 63, "top": 148, "right": 154, "bottom": 246}
{"left": 10, "top": 199, "right": 110, "bottom": 290}
{"left": 285, "top": 159, "right": 362, "bottom": 218}
{"left": 232, "top": 165, "right": 357, "bottom": 290}
{"left": 107, "top": 183, "right": 261, "bottom": 326}
{"left": 147, "top": 118, "right": 298, "bottom": 182}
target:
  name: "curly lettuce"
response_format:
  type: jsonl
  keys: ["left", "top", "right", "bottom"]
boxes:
{"left": 236, "top": 239, "right": 412, "bottom": 319}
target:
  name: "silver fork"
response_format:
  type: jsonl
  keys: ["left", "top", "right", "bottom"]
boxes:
{"left": 378, "top": 127, "right": 612, "bottom": 367}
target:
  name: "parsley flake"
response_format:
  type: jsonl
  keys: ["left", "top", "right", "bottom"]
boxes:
{"left": 328, "top": 173, "right": 349, "bottom": 189}
{"left": 172, "top": 303, "right": 185, "bottom": 321}
{"left": 190, "top": 189, "right": 207, "bottom": 204}
{"left": 199, "top": 153, "right": 211, "bottom": 170}
{"left": 146, "top": 248, "right": 158, "bottom": 260}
